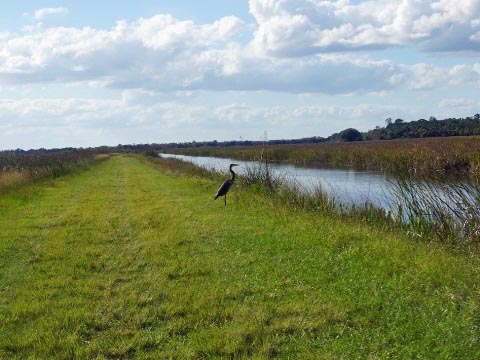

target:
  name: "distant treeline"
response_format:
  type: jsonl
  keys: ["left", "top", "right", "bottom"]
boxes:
{"left": 364, "top": 114, "right": 480, "bottom": 140}
{"left": 2, "top": 114, "right": 480, "bottom": 155}
{"left": 157, "top": 113, "right": 480, "bottom": 148}
{"left": 139, "top": 135, "right": 328, "bottom": 150}
{"left": 0, "top": 136, "right": 328, "bottom": 155}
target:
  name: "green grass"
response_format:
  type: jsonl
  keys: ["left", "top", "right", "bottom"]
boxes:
{"left": 1, "top": 155, "right": 479, "bottom": 358}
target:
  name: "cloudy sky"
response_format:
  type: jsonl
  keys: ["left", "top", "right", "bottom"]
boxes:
{"left": 0, "top": 0, "right": 479, "bottom": 149}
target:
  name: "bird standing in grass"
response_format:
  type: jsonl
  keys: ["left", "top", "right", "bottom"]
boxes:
{"left": 214, "top": 163, "right": 239, "bottom": 206}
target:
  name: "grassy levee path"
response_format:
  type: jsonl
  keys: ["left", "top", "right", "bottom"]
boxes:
{"left": 0, "top": 156, "right": 479, "bottom": 359}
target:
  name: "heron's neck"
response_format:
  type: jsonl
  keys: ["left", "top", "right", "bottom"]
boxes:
{"left": 229, "top": 167, "right": 236, "bottom": 181}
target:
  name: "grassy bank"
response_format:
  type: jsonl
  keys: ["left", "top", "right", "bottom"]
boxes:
{"left": 1, "top": 155, "right": 479, "bottom": 358}
{"left": 151, "top": 153, "right": 480, "bottom": 247}
{"left": 163, "top": 136, "right": 480, "bottom": 176}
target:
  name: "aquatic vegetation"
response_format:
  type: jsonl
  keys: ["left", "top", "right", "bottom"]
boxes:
{"left": 389, "top": 176, "right": 480, "bottom": 248}
{"left": 163, "top": 136, "right": 480, "bottom": 177}
{"left": 149, "top": 154, "right": 480, "bottom": 248}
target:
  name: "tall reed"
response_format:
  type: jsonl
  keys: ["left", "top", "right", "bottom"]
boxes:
{"left": 163, "top": 137, "right": 480, "bottom": 177}
{"left": 0, "top": 171, "right": 28, "bottom": 189}
{"left": 388, "top": 176, "right": 480, "bottom": 247}
{"left": 0, "top": 150, "right": 102, "bottom": 192}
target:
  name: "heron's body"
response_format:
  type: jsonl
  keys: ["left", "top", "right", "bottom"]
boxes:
{"left": 214, "top": 164, "right": 238, "bottom": 206}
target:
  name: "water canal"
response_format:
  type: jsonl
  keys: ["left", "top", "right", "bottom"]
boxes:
{"left": 160, "top": 153, "right": 394, "bottom": 209}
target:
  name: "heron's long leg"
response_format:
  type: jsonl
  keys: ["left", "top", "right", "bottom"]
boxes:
{"left": 224, "top": 195, "right": 227, "bottom": 207}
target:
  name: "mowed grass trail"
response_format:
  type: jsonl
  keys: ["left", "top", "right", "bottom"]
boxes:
{"left": 0, "top": 156, "right": 479, "bottom": 359}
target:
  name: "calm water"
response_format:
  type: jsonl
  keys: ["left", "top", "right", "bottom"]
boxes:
{"left": 160, "top": 153, "right": 393, "bottom": 209}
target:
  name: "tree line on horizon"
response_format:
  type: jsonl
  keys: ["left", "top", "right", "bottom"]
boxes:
{"left": 363, "top": 113, "right": 480, "bottom": 141}
{"left": 2, "top": 114, "right": 479, "bottom": 154}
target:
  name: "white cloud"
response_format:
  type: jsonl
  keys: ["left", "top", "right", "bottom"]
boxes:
{"left": 0, "top": 4, "right": 478, "bottom": 100}
{"left": 438, "top": 97, "right": 474, "bottom": 108}
{"left": 34, "top": 7, "right": 68, "bottom": 20}
{"left": 401, "top": 62, "right": 480, "bottom": 89}
{"left": 0, "top": 15, "right": 247, "bottom": 89}
{"left": 0, "top": 14, "right": 478, "bottom": 95}
{"left": 249, "top": 0, "right": 480, "bottom": 56}
{"left": 2, "top": 92, "right": 477, "bottom": 149}
{"left": 135, "top": 14, "right": 244, "bottom": 50}
{"left": 0, "top": 1, "right": 478, "bottom": 150}
{"left": 436, "top": 97, "right": 479, "bottom": 119}
{"left": 0, "top": 96, "right": 414, "bottom": 148}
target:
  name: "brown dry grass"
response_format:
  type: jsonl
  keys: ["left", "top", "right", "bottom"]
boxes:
{"left": 0, "top": 170, "right": 28, "bottom": 189}
{"left": 95, "top": 154, "right": 111, "bottom": 160}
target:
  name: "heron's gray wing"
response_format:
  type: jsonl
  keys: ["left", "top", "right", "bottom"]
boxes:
{"left": 214, "top": 180, "right": 232, "bottom": 199}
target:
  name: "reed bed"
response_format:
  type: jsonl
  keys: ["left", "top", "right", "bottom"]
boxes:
{"left": 0, "top": 150, "right": 100, "bottom": 192}
{"left": 389, "top": 177, "right": 480, "bottom": 248}
{"left": 0, "top": 170, "right": 28, "bottom": 189}
{"left": 164, "top": 137, "right": 480, "bottom": 177}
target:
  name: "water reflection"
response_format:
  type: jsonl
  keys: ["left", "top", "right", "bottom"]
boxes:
{"left": 160, "top": 153, "right": 392, "bottom": 209}
{"left": 159, "top": 153, "right": 480, "bottom": 241}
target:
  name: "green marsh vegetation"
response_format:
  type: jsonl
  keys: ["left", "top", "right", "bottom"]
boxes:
{"left": 163, "top": 137, "right": 480, "bottom": 247}
{"left": 164, "top": 136, "right": 480, "bottom": 176}
{"left": 1, "top": 154, "right": 479, "bottom": 358}
{"left": 389, "top": 176, "right": 480, "bottom": 248}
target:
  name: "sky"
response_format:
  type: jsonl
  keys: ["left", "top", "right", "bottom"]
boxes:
{"left": 0, "top": 0, "right": 479, "bottom": 150}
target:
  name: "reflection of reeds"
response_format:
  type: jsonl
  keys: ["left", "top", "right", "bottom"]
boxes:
{"left": 389, "top": 177, "right": 480, "bottom": 246}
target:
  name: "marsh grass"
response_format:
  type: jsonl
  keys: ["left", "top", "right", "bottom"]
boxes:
{"left": 146, "top": 154, "right": 393, "bottom": 231}
{"left": 0, "top": 150, "right": 102, "bottom": 193}
{"left": 240, "top": 164, "right": 480, "bottom": 247}
{"left": 147, "top": 154, "right": 480, "bottom": 248}
{"left": 0, "top": 171, "right": 28, "bottom": 189}
{"left": 389, "top": 176, "right": 480, "bottom": 247}
{"left": 164, "top": 136, "right": 480, "bottom": 177}
{"left": 241, "top": 163, "right": 284, "bottom": 194}
{"left": 1, "top": 155, "right": 480, "bottom": 358}
{"left": 95, "top": 153, "right": 110, "bottom": 160}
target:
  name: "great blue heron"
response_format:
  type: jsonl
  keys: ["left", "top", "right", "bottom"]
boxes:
{"left": 214, "top": 163, "right": 239, "bottom": 206}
